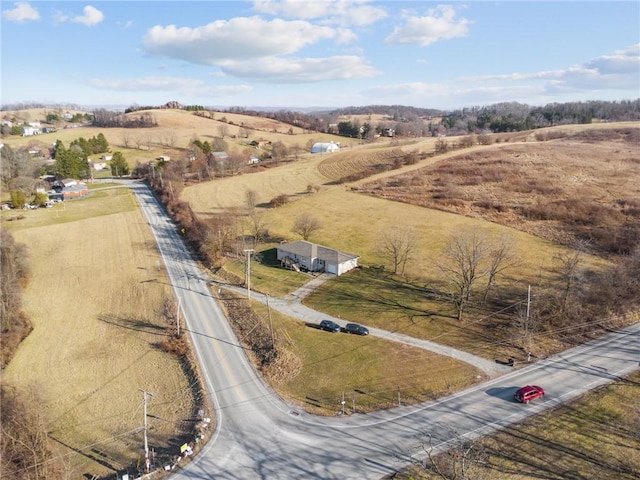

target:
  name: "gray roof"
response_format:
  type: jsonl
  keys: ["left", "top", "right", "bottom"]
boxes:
{"left": 278, "top": 240, "right": 358, "bottom": 264}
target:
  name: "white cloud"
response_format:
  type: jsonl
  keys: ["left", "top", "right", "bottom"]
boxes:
{"left": 218, "top": 55, "right": 379, "bottom": 82}
{"left": 52, "top": 10, "right": 69, "bottom": 24}
{"left": 584, "top": 44, "right": 640, "bottom": 75}
{"left": 90, "top": 76, "right": 204, "bottom": 91}
{"left": 359, "top": 44, "right": 639, "bottom": 108}
{"left": 2, "top": 2, "right": 40, "bottom": 22}
{"left": 462, "top": 44, "right": 640, "bottom": 94}
{"left": 71, "top": 5, "right": 104, "bottom": 26}
{"left": 88, "top": 75, "right": 253, "bottom": 99}
{"left": 144, "top": 16, "right": 340, "bottom": 64}
{"left": 252, "top": 0, "right": 387, "bottom": 27}
{"left": 385, "top": 5, "right": 471, "bottom": 46}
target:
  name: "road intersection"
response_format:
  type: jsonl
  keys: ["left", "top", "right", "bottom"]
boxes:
{"left": 132, "top": 181, "right": 639, "bottom": 479}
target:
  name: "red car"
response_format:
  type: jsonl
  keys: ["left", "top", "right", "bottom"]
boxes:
{"left": 514, "top": 385, "right": 545, "bottom": 403}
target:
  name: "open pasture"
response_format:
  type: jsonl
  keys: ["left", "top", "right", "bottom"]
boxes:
{"left": 3, "top": 189, "right": 196, "bottom": 478}
{"left": 359, "top": 126, "right": 640, "bottom": 253}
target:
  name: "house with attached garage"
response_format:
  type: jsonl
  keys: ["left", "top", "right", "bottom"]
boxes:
{"left": 276, "top": 240, "right": 359, "bottom": 276}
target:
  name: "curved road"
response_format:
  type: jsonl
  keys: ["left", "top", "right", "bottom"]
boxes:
{"left": 131, "top": 182, "right": 639, "bottom": 479}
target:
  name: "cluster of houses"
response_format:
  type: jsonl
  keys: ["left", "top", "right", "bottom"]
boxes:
{"left": 41, "top": 176, "right": 89, "bottom": 202}
{"left": 2, "top": 177, "right": 89, "bottom": 211}
{"left": 0, "top": 120, "right": 57, "bottom": 136}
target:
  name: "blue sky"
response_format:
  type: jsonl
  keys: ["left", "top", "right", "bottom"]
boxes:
{"left": 1, "top": 1, "right": 639, "bottom": 110}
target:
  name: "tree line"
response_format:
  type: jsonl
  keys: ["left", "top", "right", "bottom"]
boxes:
{"left": 0, "top": 231, "right": 58, "bottom": 479}
{"left": 91, "top": 108, "right": 157, "bottom": 128}
{"left": 218, "top": 99, "right": 640, "bottom": 138}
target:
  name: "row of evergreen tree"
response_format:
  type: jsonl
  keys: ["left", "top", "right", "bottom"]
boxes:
{"left": 52, "top": 133, "right": 111, "bottom": 178}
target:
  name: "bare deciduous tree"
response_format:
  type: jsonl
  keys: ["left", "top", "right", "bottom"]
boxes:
{"left": 292, "top": 213, "right": 321, "bottom": 241}
{"left": 164, "top": 131, "right": 177, "bottom": 148}
{"left": 145, "top": 133, "right": 154, "bottom": 151}
{"left": 553, "top": 244, "right": 586, "bottom": 314}
{"left": 438, "top": 230, "right": 488, "bottom": 321}
{"left": 435, "top": 138, "right": 449, "bottom": 153}
{"left": 514, "top": 288, "right": 539, "bottom": 355}
{"left": 238, "top": 126, "right": 249, "bottom": 139}
{"left": 418, "top": 432, "right": 488, "bottom": 480}
{"left": 245, "top": 189, "right": 259, "bottom": 212}
{"left": 1, "top": 383, "right": 58, "bottom": 479}
{"left": 377, "top": 228, "right": 416, "bottom": 275}
{"left": 483, "top": 235, "right": 518, "bottom": 302}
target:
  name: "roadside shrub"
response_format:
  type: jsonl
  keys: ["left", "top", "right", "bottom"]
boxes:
{"left": 435, "top": 138, "right": 449, "bottom": 154}
{"left": 404, "top": 151, "right": 419, "bottom": 165}
{"left": 270, "top": 194, "right": 290, "bottom": 208}
{"left": 459, "top": 135, "right": 475, "bottom": 148}
{"left": 477, "top": 134, "right": 493, "bottom": 145}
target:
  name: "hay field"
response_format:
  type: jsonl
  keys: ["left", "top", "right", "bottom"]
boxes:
{"left": 183, "top": 153, "right": 331, "bottom": 214}
{"left": 183, "top": 153, "right": 581, "bottom": 282}
{"left": 3, "top": 190, "right": 195, "bottom": 478}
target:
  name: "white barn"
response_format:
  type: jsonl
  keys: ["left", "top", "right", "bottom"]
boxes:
{"left": 277, "top": 240, "right": 359, "bottom": 276}
{"left": 310, "top": 142, "right": 340, "bottom": 154}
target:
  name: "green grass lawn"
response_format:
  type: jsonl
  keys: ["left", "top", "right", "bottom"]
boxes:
{"left": 250, "top": 300, "right": 484, "bottom": 415}
{"left": 219, "top": 246, "right": 315, "bottom": 297}
{"left": 1, "top": 186, "right": 137, "bottom": 231}
{"left": 303, "top": 267, "right": 525, "bottom": 361}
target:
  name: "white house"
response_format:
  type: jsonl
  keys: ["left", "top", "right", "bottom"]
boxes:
{"left": 310, "top": 142, "right": 340, "bottom": 154}
{"left": 21, "top": 126, "right": 40, "bottom": 136}
{"left": 90, "top": 161, "right": 108, "bottom": 171}
{"left": 276, "top": 240, "right": 359, "bottom": 276}
{"left": 100, "top": 154, "right": 113, "bottom": 161}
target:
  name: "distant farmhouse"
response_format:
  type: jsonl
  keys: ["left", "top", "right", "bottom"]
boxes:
{"left": 21, "top": 126, "right": 40, "bottom": 137}
{"left": 48, "top": 178, "right": 89, "bottom": 200}
{"left": 277, "top": 240, "right": 359, "bottom": 276}
{"left": 89, "top": 161, "right": 108, "bottom": 171}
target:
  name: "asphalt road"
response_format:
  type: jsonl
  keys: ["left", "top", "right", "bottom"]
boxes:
{"left": 131, "top": 181, "right": 640, "bottom": 479}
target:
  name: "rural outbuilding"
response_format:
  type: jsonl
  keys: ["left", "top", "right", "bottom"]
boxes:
{"left": 276, "top": 240, "right": 359, "bottom": 276}
{"left": 310, "top": 142, "right": 340, "bottom": 154}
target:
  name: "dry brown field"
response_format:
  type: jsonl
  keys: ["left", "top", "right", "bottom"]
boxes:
{"left": 182, "top": 125, "right": 626, "bottom": 281}
{"left": 2, "top": 189, "right": 197, "bottom": 478}
{"left": 358, "top": 126, "right": 640, "bottom": 253}
{"left": 3, "top": 111, "right": 638, "bottom": 476}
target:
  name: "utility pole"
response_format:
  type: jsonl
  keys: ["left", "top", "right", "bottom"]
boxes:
{"left": 266, "top": 294, "right": 275, "bottom": 350}
{"left": 139, "top": 389, "right": 154, "bottom": 473}
{"left": 243, "top": 249, "right": 255, "bottom": 299}
{"left": 176, "top": 296, "right": 181, "bottom": 337}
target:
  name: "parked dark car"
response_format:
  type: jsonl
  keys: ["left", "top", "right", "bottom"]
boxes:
{"left": 319, "top": 320, "right": 341, "bottom": 333}
{"left": 344, "top": 323, "right": 369, "bottom": 336}
{"left": 514, "top": 385, "right": 545, "bottom": 403}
